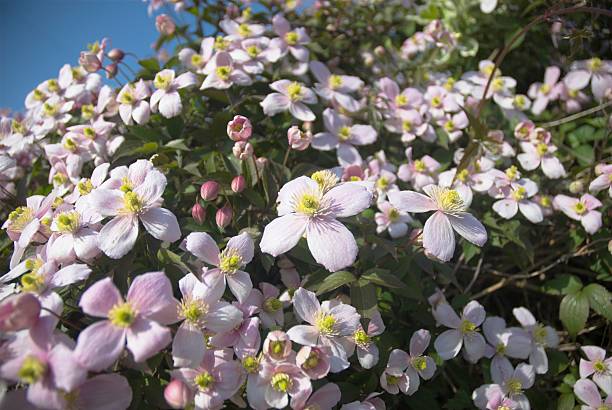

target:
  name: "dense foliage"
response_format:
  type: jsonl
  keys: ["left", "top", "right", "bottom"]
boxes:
{"left": 0, "top": 1, "right": 611, "bottom": 409}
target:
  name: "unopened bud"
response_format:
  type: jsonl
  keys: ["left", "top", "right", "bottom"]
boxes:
{"left": 287, "top": 125, "right": 312, "bottom": 151}
{"left": 256, "top": 157, "right": 267, "bottom": 171}
{"left": 200, "top": 181, "right": 220, "bottom": 201}
{"left": 79, "top": 52, "right": 102, "bottom": 73}
{"left": 594, "top": 163, "right": 606, "bottom": 175}
{"left": 0, "top": 293, "right": 41, "bottom": 332}
{"left": 191, "top": 202, "right": 205, "bottom": 224}
{"left": 568, "top": 180, "right": 584, "bottom": 194}
{"left": 233, "top": 141, "right": 254, "bottom": 160}
{"left": 227, "top": 115, "right": 252, "bottom": 141}
{"left": 156, "top": 14, "right": 176, "bottom": 36}
{"left": 105, "top": 63, "right": 118, "bottom": 79}
{"left": 374, "top": 46, "right": 385, "bottom": 57}
{"left": 108, "top": 48, "right": 125, "bottom": 62}
{"left": 164, "top": 379, "right": 192, "bottom": 409}
{"left": 216, "top": 204, "right": 233, "bottom": 228}
{"left": 231, "top": 175, "right": 246, "bottom": 193}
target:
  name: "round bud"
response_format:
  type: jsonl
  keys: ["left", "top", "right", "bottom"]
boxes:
{"left": 79, "top": 52, "right": 102, "bottom": 73}
{"left": 164, "top": 379, "right": 192, "bottom": 409}
{"left": 231, "top": 175, "right": 246, "bottom": 193}
{"left": 227, "top": 115, "right": 252, "bottom": 141}
{"left": 191, "top": 202, "right": 205, "bottom": 224}
{"left": 216, "top": 204, "right": 233, "bottom": 229}
{"left": 200, "top": 181, "right": 220, "bottom": 201}
{"left": 156, "top": 14, "right": 176, "bottom": 36}
{"left": 108, "top": 48, "right": 125, "bottom": 62}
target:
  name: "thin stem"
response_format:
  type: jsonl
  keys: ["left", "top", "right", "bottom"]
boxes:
{"left": 538, "top": 100, "right": 612, "bottom": 128}
{"left": 282, "top": 146, "right": 291, "bottom": 167}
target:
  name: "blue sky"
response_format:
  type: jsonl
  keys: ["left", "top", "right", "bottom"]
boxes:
{"left": 0, "top": 0, "right": 163, "bottom": 111}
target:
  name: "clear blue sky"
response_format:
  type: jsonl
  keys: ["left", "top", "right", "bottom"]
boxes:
{"left": 0, "top": 0, "right": 165, "bottom": 111}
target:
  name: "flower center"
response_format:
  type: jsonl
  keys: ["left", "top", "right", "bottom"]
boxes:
{"left": 588, "top": 57, "right": 602, "bottom": 72}
{"left": 496, "top": 343, "right": 507, "bottom": 355}
{"left": 295, "top": 193, "right": 321, "bottom": 216}
{"left": 270, "top": 340, "right": 286, "bottom": 358}
{"left": 119, "top": 89, "right": 134, "bottom": 105}
{"left": 315, "top": 312, "right": 336, "bottom": 336}
{"left": 191, "top": 54, "right": 204, "bottom": 67}
{"left": 512, "top": 186, "right": 527, "bottom": 201}
{"left": 437, "top": 188, "right": 465, "bottom": 213}
{"left": 414, "top": 159, "right": 426, "bottom": 173}
{"left": 242, "top": 355, "right": 260, "bottom": 373}
{"left": 194, "top": 371, "right": 215, "bottom": 391}
{"left": 33, "top": 89, "right": 46, "bottom": 101}
{"left": 81, "top": 104, "right": 94, "bottom": 120}
{"left": 395, "top": 94, "right": 408, "bottom": 106}
{"left": 180, "top": 298, "right": 209, "bottom": 325}
{"left": 444, "top": 77, "right": 456, "bottom": 91}
{"left": 492, "top": 77, "right": 505, "bottom": 91}
{"left": 303, "top": 351, "right": 320, "bottom": 369}
{"left": 12, "top": 119, "right": 26, "bottom": 134}
{"left": 287, "top": 82, "right": 303, "bottom": 101}
{"left": 593, "top": 359, "right": 608, "bottom": 374}
{"left": 21, "top": 273, "right": 46, "bottom": 293}
{"left": 532, "top": 324, "right": 548, "bottom": 345}
{"left": 460, "top": 319, "right": 477, "bottom": 334}
{"left": 77, "top": 179, "right": 94, "bottom": 195}
{"left": 539, "top": 196, "right": 551, "bottom": 207}
{"left": 329, "top": 75, "right": 343, "bottom": 89}
{"left": 506, "top": 378, "right": 522, "bottom": 395}
{"left": 338, "top": 126, "right": 351, "bottom": 141}
{"left": 219, "top": 250, "right": 243, "bottom": 274}
{"left": 25, "top": 257, "right": 44, "bottom": 274}
{"left": 43, "top": 102, "right": 58, "bottom": 117}
{"left": 431, "top": 96, "right": 442, "bottom": 108}
{"left": 263, "top": 297, "right": 282, "bottom": 312}
{"left": 412, "top": 356, "right": 427, "bottom": 371}
{"left": 215, "top": 66, "right": 231, "bottom": 81}
{"left": 214, "top": 36, "right": 229, "bottom": 50}
{"left": 154, "top": 73, "right": 172, "bottom": 90}
{"left": 388, "top": 208, "right": 400, "bottom": 222}
{"left": 514, "top": 95, "right": 526, "bottom": 108}
{"left": 108, "top": 302, "right": 136, "bottom": 328}
{"left": 271, "top": 372, "right": 293, "bottom": 392}
{"left": 457, "top": 169, "right": 469, "bottom": 182}
{"left": 246, "top": 45, "right": 260, "bottom": 58}
{"left": 123, "top": 191, "right": 144, "bottom": 213}
{"left": 354, "top": 329, "right": 370, "bottom": 347}
{"left": 573, "top": 202, "right": 587, "bottom": 215}
{"left": 311, "top": 170, "right": 338, "bottom": 194}
{"left": 53, "top": 173, "right": 68, "bottom": 186}
{"left": 238, "top": 23, "right": 251, "bottom": 37}
{"left": 536, "top": 143, "right": 549, "bottom": 156}
{"left": 285, "top": 31, "right": 298, "bottom": 45}
{"left": 402, "top": 120, "right": 413, "bottom": 132}
{"left": 8, "top": 206, "right": 34, "bottom": 232}
{"left": 386, "top": 374, "right": 400, "bottom": 385}
{"left": 539, "top": 83, "right": 551, "bottom": 95}
{"left": 47, "top": 79, "right": 60, "bottom": 93}
{"left": 55, "top": 211, "right": 80, "bottom": 233}
{"left": 18, "top": 356, "right": 47, "bottom": 384}
{"left": 83, "top": 127, "right": 96, "bottom": 139}
{"left": 376, "top": 176, "right": 390, "bottom": 191}
{"left": 505, "top": 166, "right": 519, "bottom": 180}
{"left": 444, "top": 120, "right": 455, "bottom": 132}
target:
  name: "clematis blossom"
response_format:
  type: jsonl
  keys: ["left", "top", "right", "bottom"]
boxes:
{"left": 433, "top": 301, "right": 487, "bottom": 362}
{"left": 553, "top": 194, "right": 603, "bottom": 234}
{"left": 150, "top": 69, "right": 197, "bottom": 118}
{"left": 261, "top": 79, "right": 317, "bottom": 121}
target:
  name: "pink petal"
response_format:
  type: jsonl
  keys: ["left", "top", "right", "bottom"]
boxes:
{"left": 287, "top": 325, "right": 320, "bottom": 346}
{"left": 324, "top": 182, "right": 372, "bottom": 218}
{"left": 423, "top": 211, "right": 455, "bottom": 262}
{"left": 126, "top": 317, "right": 171, "bottom": 362}
{"left": 512, "top": 307, "right": 537, "bottom": 327}
{"left": 434, "top": 329, "right": 462, "bottom": 360}
{"left": 292, "top": 287, "right": 321, "bottom": 324}
{"left": 260, "top": 213, "right": 308, "bottom": 257}
{"left": 261, "top": 93, "right": 290, "bottom": 116}
{"left": 226, "top": 232, "right": 254, "bottom": 264}
{"left": 409, "top": 329, "right": 431, "bottom": 357}
{"left": 388, "top": 190, "right": 436, "bottom": 213}
{"left": 74, "top": 321, "right": 126, "bottom": 371}
{"left": 75, "top": 374, "right": 133, "bottom": 410}
{"left": 447, "top": 212, "right": 487, "bottom": 246}
{"left": 172, "top": 322, "right": 205, "bottom": 368}
{"left": 127, "top": 271, "right": 174, "bottom": 317}
{"left": 574, "top": 379, "right": 602, "bottom": 408}
{"left": 226, "top": 270, "right": 253, "bottom": 303}
{"left": 79, "top": 277, "right": 122, "bottom": 317}
{"left": 289, "top": 102, "right": 315, "bottom": 122}
{"left": 140, "top": 207, "right": 181, "bottom": 242}
{"left": 518, "top": 201, "right": 543, "bottom": 223}
{"left": 98, "top": 215, "right": 139, "bottom": 259}
{"left": 88, "top": 189, "right": 125, "bottom": 216}
{"left": 184, "top": 232, "right": 220, "bottom": 266}
{"left": 48, "top": 344, "right": 87, "bottom": 392}
{"left": 306, "top": 216, "right": 358, "bottom": 272}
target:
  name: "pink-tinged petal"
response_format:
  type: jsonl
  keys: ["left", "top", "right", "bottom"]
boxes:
{"left": 75, "top": 374, "right": 133, "bottom": 410}
{"left": 172, "top": 322, "right": 205, "bottom": 368}
{"left": 88, "top": 189, "right": 125, "bottom": 216}
{"left": 434, "top": 303, "right": 461, "bottom": 329}
{"left": 581, "top": 211, "right": 602, "bottom": 234}
{"left": 226, "top": 232, "right": 255, "bottom": 264}
{"left": 544, "top": 66, "right": 561, "bottom": 85}
{"left": 490, "top": 355, "right": 514, "bottom": 385}
{"left": 261, "top": 93, "right": 290, "bottom": 116}
{"left": 287, "top": 325, "right": 319, "bottom": 346}
{"left": 463, "top": 332, "right": 486, "bottom": 362}
{"left": 260, "top": 213, "right": 307, "bottom": 257}
{"left": 358, "top": 343, "right": 379, "bottom": 369}
{"left": 175, "top": 72, "right": 197, "bottom": 89}
{"left": 184, "top": 232, "right": 220, "bottom": 266}
{"left": 515, "top": 363, "right": 535, "bottom": 389}
{"left": 337, "top": 143, "right": 362, "bottom": 166}
{"left": 26, "top": 379, "right": 62, "bottom": 410}
{"left": 388, "top": 190, "right": 437, "bottom": 213}
{"left": 79, "top": 277, "right": 122, "bottom": 317}
{"left": 541, "top": 156, "right": 566, "bottom": 179}
{"left": 564, "top": 70, "right": 591, "bottom": 90}
{"left": 306, "top": 216, "right": 358, "bottom": 272}
{"left": 265, "top": 385, "right": 289, "bottom": 409}
{"left": 127, "top": 159, "right": 154, "bottom": 186}
{"left": 387, "top": 349, "right": 409, "bottom": 369}
{"left": 119, "top": 104, "right": 133, "bottom": 125}
{"left": 98, "top": 215, "right": 139, "bottom": 259}
{"left": 126, "top": 317, "right": 171, "bottom": 362}
{"left": 293, "top": 287, "right": 321, "bottom": 324}
{"left": 483, "top": 316, "right": 506, "bottom": 345}
{"left": 504, "top": 330, "right": 531, "bottom": 360}
{"left": 158, "top": 92, "right": 182, "bottom": 118}
{"left": 206, "top": 302, "right": 243, "bottom": 333}
{"left": 574, "top": 379, "right": 602, "bottom": 408}
{"left": 529, "top": 345, "right": 548, "bottom": 374}
{"left": 149, "top": 89, "right": 163, "bottom": 110}
{"left": 593, "top": 373, "right": 612, "bottom": 396}
{"left": 405, "top": 366, "right": 420, "bottom": 395}
{"left": 517, "top": 152, "right": 540, "bottom": 171}
{"left": 50, "top": 263, "right": 91, "bottom": 288}
{"left": 140, "top": 207, "right": 181, "bottom": 242}
{"left": 592, "top": 72, "right": 612, "bottom": 101}
{"left": 17, "top": 219, "right": 40, "bottom": 248}
{"left": 133, "top": 169, "right": 166, "bottom": 204}
{"left": 310, "top": 61, "right": 330, "bottom": 83}
{"left": 74, "top": 321, "right": 126, "bottom": 371}
{"left": 463, "top": 301, "right": 485, "bottom": 326}
{"left": 0, "top": 389, "right": 38, "bottom": 410}
{"left": 334, "top": 92, "right": 361, "bottom": 112}
{"left": 74, "top": 228, "right": 99, "bottom": 260}
{"left": 581, "top": 346, "right": 606, "bottom": 362}
{"left": 513, "top": 307, "right": 537, "bottom": 327}
{"left": 48, "top": 344, "right": 87, "bottom": 392}
{"left": 324, "top": 182, "right": 372, "bottom": 218}
{"left": 48, "top": 233, "right": 75, "bottom": 263}
{"left": 434, "top": 329, "right": 463, "bottom": 360}
{"left": 419, "top": 356, "right": 437, "bottom": 380}
{"left": 201, "top": 269, "right": 226, "bottom": 302}
{"left": 553, "top": 195, "right": 581, "bottom": 220}
{"left": 493, "top": 199, "right": 518, "bottom": 219}
{"left": 368, "top": 310, "right": 385, "bottom": 336}
{"left": 312, "top": 132, "right": 339, "bottom": 150}
{"left": 226, "top": 270, "right": 253, "bottom": 303}
{"left": 447, "top": 212, "right": 487, "bottom": 246}
{"left": 518, "top": 201, "right": 543, "bottom": 223}
{"left": 127, "top": 271, "right": 174, "bottom": 317}
{"left": 132, "top": 101, "right": 150, "bottom": 125}
{"left": 289, "top": 102, "right": 316, "bottom": 122}
{"left": 581, "top": 194, "right": 602, "bottom": 210}
{"left": 423, "top": 211, "right": 455, "bottom": 262}
{"left": 307, "top": 383, "right": 341, "bottom": 409}
{"left": 409, "top": 329, "right": 431, "bottom": 357}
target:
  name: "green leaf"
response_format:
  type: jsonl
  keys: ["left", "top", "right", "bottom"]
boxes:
{"left": 138, "top": 58, "right": 160, "bottom": 72}
{"left": 157, "top": 248, "right": 190, "bottom": 273}
{"left": 361, "top": 270, "right": 406, "bottom": 289}
{"left": 556, "top": 393, "right": 575, "bottom": 410}
{"left": 559, "top": 291, "right": 589, "bottom": 337}
{"left": 350, "top": 279, "right": 378, "bottom": 318}
{"left": 316, "top": 271, "right": 356, "bottom": 295}
{"left": 583, "top": 283, "right": 612, "bottom": 321}
{"left": 541, "top": 274, "right": 583, "bottom": 295}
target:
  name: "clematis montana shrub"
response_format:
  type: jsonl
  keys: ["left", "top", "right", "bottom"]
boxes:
{"left": 1, "top": 1, "right": 611, "bottom": 409}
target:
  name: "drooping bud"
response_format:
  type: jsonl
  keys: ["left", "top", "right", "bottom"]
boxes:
{"left": 164, "top": 379, "right": 192, "bottom": 409}
{"left": 216, "top": 204, "right": 233, "bottom": 229}
{"left": 200, "top": 181, "right": 220, "bottom": 201}
{"left": 105, "top": 63, "right": 118, "bottom": 79}
{"left": 191, "top": 203, "right": 206, "bottom": 224}
{"left": 232, "top": 141, "right": 254, "bottom": 160}
{"left": 156, "top": 14, "right": 176, "bottom": 36}
{"left": 287, "top": 125, "right": 312, "bottom": 151}
{"left": 568, "top": 180, "right": 584, "bottom": 194}
{"left": 227, "top": 115, "right": 252, "bottom": 141}
{"left": 79, "top": 52, "right": 102, "bottom": 73}
{"left": 108, "top": 48, "right": 125, "bottom": 62}
{"left": 256, "top": 157, "right": 268, "bottom": 170}
{"left": 0, "top": 293, "right": 41, "bottom": 332}
{"left": 231, "top": 175, "right": 246, "bottom": 193}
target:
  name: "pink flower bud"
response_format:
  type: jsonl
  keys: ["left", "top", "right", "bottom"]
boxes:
{"left": 0, "top": 293, "right": 41, "bottom": 332}
{"left": 79, "top": 52, "right": 102, "bottom": 73}
{"left": 200, "top": 181, "right": 220, "bottom": 201}
{"left": 191, "top": 202, "right": 206, "bottom": 224}
{"left": 227, "top": 115, "right": 253, "bottom": 141}
{"left": 164, "top": 379, "right": 192, "bottom": 409}
{"left": 108, "top": 48, "right": 125, "bottom": 62}
{"left": 231, "top": 175, "right": 246, "bottom": 193}
{"left": 216, "top": 204, "right": 233, "bottom": 228}
{"left": 569, "top": 180, "right": 584, "bottom": 194}
{"left": 156, "top": 14, "right": 176, "bottom": 35}
{"left": 105, "top": 63, "right": 118, "bottom": 79}
{"left": 374, "top": 46, "right": 385, "bottom": 57}
{"left": 256, "top": 157, "right": 268, "bottom": 170}
{"left": 232, "top": 141, "right": 254, "bottom": 160}
{"left": 287, "top": 125, "right": 312, "bottom": 151}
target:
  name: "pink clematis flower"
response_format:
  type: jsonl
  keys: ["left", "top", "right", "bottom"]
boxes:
{"left": 310, "top": 61, "right": 364, "bottom": 112}
{"left": 261, "top": 79, "right": 317, "bottom": 121}
{"left": 246, "top": 360, "right": 312, "bottom": 410}
{"left": 375, "top": 201, "right": 413, "bottom": 239}
{"left": 184, "top": 231, "right": 254, "bottom": 303}
{"left": 389, "top": 185, "right": 487, "bottom": 262}
{"left": 492, "top": 178, "right": 543, "bottom": 223}
{"left": 376, "top": 77, "right": 424, "bottom": 114}
{"left": 397, "top": 147, "right": 440, "bottom": 191}
{"left": 344, "top": 310, "right": 385, "bottom": 370}
{"left": 341, "top": 392, "right": 386, "bottom": 410}
{"left": 311, "top": 108, "right": 377, "bottom": 166}
{"left": 485, "top": 391, "right": 517, "bottom": 410}
{"left": 179, "top": 37, "right": 215, "bottom": 74}
{"left": 483, "top": 317, "right": 531, "bottom": 377}
{"left": 172, "top": 273, "right": 243, "bottom": 368}
{"left": 517, "top": 141, "right": 566, "bottom": 179}
{"left": 47, "top": 203, "right": 100, "bottom": 263}
{"left": 565, "top": 57, "right": 612, "bottom": 101}
{"left": 74, "top": 272, "right": 179, "bottom": 371}
{"left": 259, "top": 282, "right": 285, "bottom": 329}
{"left": 528, "top": 66, "right": 563, "bottom": 115}
{"left": 116, "top": 80, "right": 151, "bottom": 125}
{"left": 295, "top": 344, "right": 332, "bottom": 379}
{"left": 589, "top": 163, "right": 612, "bottom": 197}
{"left": 437, "top": 111, "right": 469, "bottom": 142}
{"left": 384, "top": 329, "right": 436, "bottom": 395}
{"left": 438, "top": 166, "right": 495, "bottom": 208}
{"left": 88, "top": 164, "right": 181, "bottom": 259}
{"left": 512, "top": 307, "right": 559, "bottom": 374}
{"left": 263, "top": 330, "right": 293, "bottom": 363}
{"left": 150, "top": 69, "right": 197, "bottom": 118}
{"left": 286, "top": 288, "right": 360, "bottom": 372}
{"left": 380, "top": 353, "right": 410, "bottom": 395}
{"left": 574, "top": 378, "right": 612, "bottom": 410}
{"left": 579, "top": 346, "right": 612, "bottom": 395}
{"left": 553, "top": 194, "right": 603, "bottom": 234}
{"left": 295, "top": 383, "right": 341, "bottom": 410}
{"left": 271, "top": 14, "right": 310, "bottom": 62}
{"left": 433, "top": 301, "right": 487, "bottom": 362}
{"left": 200, "top": 52, "right": 252, "bottom": 90}
{"left": 260, "top": 172, "right": 373, "bottom": 272}
{"left": 384, "top": 109, "right": 433, "bottom": 144}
